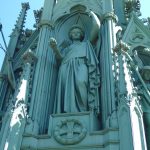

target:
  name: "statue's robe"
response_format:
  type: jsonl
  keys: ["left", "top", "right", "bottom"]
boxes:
{"left": 54, "top": 41, "right": 100, "bottom": 113}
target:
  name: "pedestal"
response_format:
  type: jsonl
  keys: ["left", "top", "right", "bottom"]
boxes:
{"left": 22, "top": 112, "right": 119, "bottom": 150}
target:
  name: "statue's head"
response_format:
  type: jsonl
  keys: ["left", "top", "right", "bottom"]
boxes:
{"left": 68, "top": 25, "right": 85, "bottom": 41}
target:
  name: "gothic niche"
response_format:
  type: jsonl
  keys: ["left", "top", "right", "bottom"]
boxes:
{"left": 49, "top": 5, "right": 101, "bottom": 140}
{"left": 50, "top": 5, "right": 101, "bottom": 114}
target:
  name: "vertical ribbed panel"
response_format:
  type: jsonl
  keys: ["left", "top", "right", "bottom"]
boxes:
{"left": 100, "top": 18, "right": 117, "bottom": 128}
{"left": 30, "top": 0, "right": 56, "bottom": 134}
{"left": 31, "top": 26, "right": 57, "bottom": 134}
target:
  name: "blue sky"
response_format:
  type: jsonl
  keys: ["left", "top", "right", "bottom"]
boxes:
{"left": 0, "top": 0, "right": 149, "bottom": 69}
{"left": 0, "top": 0, "right": 44, "bottom": 69}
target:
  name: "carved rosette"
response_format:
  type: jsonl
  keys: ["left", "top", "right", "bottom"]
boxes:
{"left": 53, "top": 119, "right": 87, "bottom": 145}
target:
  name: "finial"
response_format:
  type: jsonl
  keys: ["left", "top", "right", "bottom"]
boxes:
{"left": 21, "top": 2, "right": 30, "bottom": 10}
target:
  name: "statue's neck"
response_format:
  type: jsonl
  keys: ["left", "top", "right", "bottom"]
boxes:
{"left": 72, "top": 40, "right": 81, "bottom": 44}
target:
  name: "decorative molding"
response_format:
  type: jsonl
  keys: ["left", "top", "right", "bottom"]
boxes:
{"left": 39, "top": 20, "right": 54, "bottom": 28}
{"left": 103, "top": 12, "right": 118, "bottom": 23}
{"left": 123, "top": 14, "right": 150, "bottom": 50}
{"left": 33, "top": 8, "right": 43, "bottom": 28}
{"left": 53, "top": 0, "right": 103, "bottom": 21}
{"left": 129, "top": 27, "right": 145, "bottom": 43}
{"left": 124, "top": 0, "right": 141, "bottom": 21}
{"left": 113, "top": 40, "right": 130, "bottom": 53}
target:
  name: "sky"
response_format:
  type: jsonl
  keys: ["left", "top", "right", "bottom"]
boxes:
{"left": 0, "top": 0, "right": 149, "bottom": 70}
{"left": 0, "top": 0, "right": 44, "bottom": 69}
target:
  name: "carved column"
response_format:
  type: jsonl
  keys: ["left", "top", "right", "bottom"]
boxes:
{"left": 0, "top": 50, "right": 37, "bottom": 150}
{"left": 100, "top": 12, "right": 118, "bottom": 128}
{"left": 114, "top": 41, "right": 147, "bottom": 150}
{"left": 31, "top": 0, "right": 56, "bottom": 134}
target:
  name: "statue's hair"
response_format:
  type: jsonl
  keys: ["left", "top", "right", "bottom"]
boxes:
{"left": 68, "top": 25, "right": 85, "bottom": 41}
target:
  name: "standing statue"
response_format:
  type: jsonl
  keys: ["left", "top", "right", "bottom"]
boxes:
{"left": 49, "top": 11, "right": 100, "bottom": 113}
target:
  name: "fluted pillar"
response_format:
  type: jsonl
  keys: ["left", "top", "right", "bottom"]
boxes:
{"left": 100, "top": 12, "right": 118, "bottom": 128}
{"left": 0, "top": 50, "right": 37, "bottom": 150}
{"left": 31, "top": 0, "right": 57, "bottom": 134}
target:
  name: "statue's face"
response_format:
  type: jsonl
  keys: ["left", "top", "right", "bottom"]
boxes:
{"left": 70, "top": 28, "right": 82, "bottom": 41}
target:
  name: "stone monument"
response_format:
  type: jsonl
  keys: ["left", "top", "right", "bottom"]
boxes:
{"left": 0, "top": 0, "right": 150, "bottom": 150}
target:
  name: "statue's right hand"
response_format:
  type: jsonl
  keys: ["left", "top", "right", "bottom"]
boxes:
{"left": 49, "top": 37, "right": 57, "bottom": 49}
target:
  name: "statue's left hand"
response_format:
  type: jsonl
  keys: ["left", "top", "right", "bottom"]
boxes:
{"left": 49, "top": 37, "right": 57, "bottom": 50}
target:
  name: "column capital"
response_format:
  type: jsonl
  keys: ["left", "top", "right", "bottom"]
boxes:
{"left": 113, "top": 40, "right": 130, "bottom": 53}
{"left": 103, "top": 12, "right": 118, "bottom": 23}
{"left": 39, "top": 20, "right": 54, "bottom": 29}
{"left": 22, "top": 49, "right": 37, "bottom": 64}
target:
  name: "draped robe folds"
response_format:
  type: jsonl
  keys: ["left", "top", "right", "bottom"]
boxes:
{"left": 53, "top": 41, "right": 100, "bottom": 113}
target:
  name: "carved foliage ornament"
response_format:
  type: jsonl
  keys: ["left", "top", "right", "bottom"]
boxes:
{"left": 54, "top": 119, "right": 87, "bottom": 145}
{"left": 124, "top": 0, "right": 141, "bottom": 19}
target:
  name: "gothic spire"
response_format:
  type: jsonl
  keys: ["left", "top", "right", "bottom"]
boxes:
{"left": 12, "top": 3, "right": 30, "bottom": 35}
{"left": 7, "top": 2, "right": 30, "bottom": 58}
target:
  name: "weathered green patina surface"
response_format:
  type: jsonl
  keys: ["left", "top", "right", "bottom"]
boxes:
{"left": 0, "top": 0, "right": 150, "bottom": 150}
